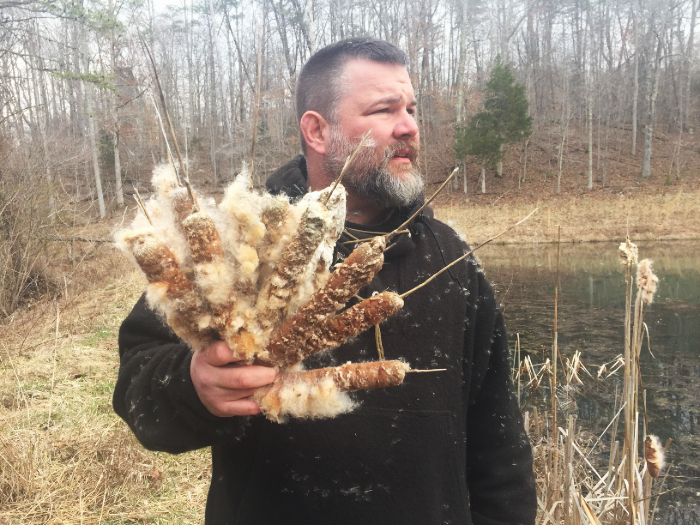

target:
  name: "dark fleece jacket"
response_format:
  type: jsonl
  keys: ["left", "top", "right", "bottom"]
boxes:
{"left": 113, "top": 155, "right": 536, "bottom": 525}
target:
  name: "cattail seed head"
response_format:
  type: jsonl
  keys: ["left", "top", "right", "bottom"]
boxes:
{"left": 636, "top": 259, "right": 659, "bottom": 304}
{"left": 644, "top": 435, "right": 666, "bottom": 478}
{"left": 619, "top": 239, "right": 638, "bottom": 266}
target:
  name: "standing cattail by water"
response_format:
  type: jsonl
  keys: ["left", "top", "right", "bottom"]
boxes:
{"left": 637, "top": 259, "right": 659, "bottom": 304}
{"left": 644, "top": 435, "right": 666, "bottom": 478}
{"left": 619, "top": 238, "right": 639, "bottom": 266}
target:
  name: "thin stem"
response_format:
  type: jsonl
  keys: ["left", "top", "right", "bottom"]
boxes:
{"left": 140, "top": 33, "right": 188, "bottom": 182}
{"left": 46, "top": 304, "right": 59, "bottom": 429}
{"left": 250, "top": 19, "right": 263, "bottom": 181}
{"left": 553, "top": 225, "right": 561, "bottom": 434}
{"left": 133, "top": 188, "right": 152, "bottom": 225}
{"left": 324, "top": 129, "right": 373, "bottom": 205}
{"left": 139, "top": 31, "right": 199, "bottom": 211}
{"left": 387, "top": 167, "right": 459, "bottom": 240}
{"left": 400, "top": 208, "right": 538, "bottom": 299}
{"left": 406, "top": 368, "right": 447, "bottom": 373}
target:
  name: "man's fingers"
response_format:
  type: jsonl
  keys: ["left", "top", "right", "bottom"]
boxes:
{"left": 217, "top": 387, "right": 259, "bottom": 401}
{"left": 199, "top": 340, "right": 239, "bottom": 366}
{"left": 191, "top": 347, "right": 279, "bottom": 417}
{"left": 217, "top": 365, "right": 278, "bottom": 390}
{"left": 208, "top": 398, "right": 262, "bottom": 417}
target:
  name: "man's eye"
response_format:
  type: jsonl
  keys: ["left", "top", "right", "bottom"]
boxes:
{"left": 374, "top": 108, "right": 389, "bottom": 114}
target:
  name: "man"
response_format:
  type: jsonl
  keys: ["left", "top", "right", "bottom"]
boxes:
{"left": 114, "top": 38, "right": 536, "bottom": 524}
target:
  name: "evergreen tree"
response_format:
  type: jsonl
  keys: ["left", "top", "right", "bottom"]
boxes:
{"left": 454, "top": 56, "right": 532, "bottom": 173}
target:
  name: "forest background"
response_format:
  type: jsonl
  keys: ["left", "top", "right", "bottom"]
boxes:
{"left": 2, "top": 0, "right": 700, "bottom": 521}
{"left": 4, "top": 0, "right": 700, "bottom": 210}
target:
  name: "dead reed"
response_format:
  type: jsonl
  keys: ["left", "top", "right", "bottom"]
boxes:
{"left": 516, "top": 238, "right": 670, "bottom": 525}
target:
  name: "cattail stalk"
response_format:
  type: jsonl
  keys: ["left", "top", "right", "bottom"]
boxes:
{"left": 254, "top": 360, "right": 409, "bottom": 422}
{"left": 264, "top": 237, "right": 386, "bottom": 365}
{"left": 553, "top": 225, "right": 561, "bottom": 436}
{"left": 255, "top": 205, "right": 327, "bottom": 330}
{"left": 267, "top": 292, "right": 403, "bottom": 368}
{"left": 620, "top": 238, "right": 637, "bottom": 523}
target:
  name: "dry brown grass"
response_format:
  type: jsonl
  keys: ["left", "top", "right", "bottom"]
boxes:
{"left": 434, "top": 187, "right": 700, "bottom": 245}
{"left": 0, "top": 222, "right": 211, "bottom": 524}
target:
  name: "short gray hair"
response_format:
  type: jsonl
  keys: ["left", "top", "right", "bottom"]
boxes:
{"left": 296, "top": 38, "right": 407, "bottom": 151}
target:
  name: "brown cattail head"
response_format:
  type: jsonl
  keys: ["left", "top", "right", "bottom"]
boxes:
{"left": 183, "top": 212, "right": 225, "bottom": 264}
{"left": 644, "top": 434, "right": 665, "bottom": 478}
{"left": 619, "top": 238, "right": 639, "bottom": 266}
{"left": 636, "top": 259, "right": 659, "bottom": 304}
{"left": 119, "top": 230, "right": 192, "bottom": 298}
{"left": 170, "top": 187, "right": 194, "bottom": 226}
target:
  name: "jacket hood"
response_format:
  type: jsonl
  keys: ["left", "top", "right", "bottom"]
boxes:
{"left": 265, "top": 155, "right": 433, "bottom": 261}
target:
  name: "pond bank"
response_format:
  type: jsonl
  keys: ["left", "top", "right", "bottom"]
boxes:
{"left": 432, "top": 187, "right": 700, "bottom": 245}
{"left": 475, "top": 240, "right": 700, "bottom": 514}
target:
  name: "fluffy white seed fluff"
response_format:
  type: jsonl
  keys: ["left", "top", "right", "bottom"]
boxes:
{"left": 636, "top": 259, "right": 659, "bottom": 304}
{"left": 288, "top": 188, "right": 347, "bottom": 313}
{"left": 151, "top": 163, "right": 180, "bottom": 196}
{"left": 644, "top": 434, "right": 666, "bottom": 478}
{"left": 256, "top": 376, "right": 357, "bottom": 424}
{"left": 619, "top": 238, "right": 639, "bottom": 266}
{"left": 195, "top": 260, "right": 234, "bottom": 306}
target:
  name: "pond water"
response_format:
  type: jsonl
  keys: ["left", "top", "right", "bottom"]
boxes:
{"left": 478, "top": 240, "right": 700, "bottom": 520}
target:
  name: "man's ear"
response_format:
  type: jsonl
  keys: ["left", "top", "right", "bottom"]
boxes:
{"left": 300, "top": 111, "right": 331, "bottom": 155}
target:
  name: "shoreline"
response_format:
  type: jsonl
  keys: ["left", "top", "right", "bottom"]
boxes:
{"left": 474, "top": 236, "right": 700, "bottom": 245}
{"left": 432, "top": 187, "right": 700, "bottom": 245}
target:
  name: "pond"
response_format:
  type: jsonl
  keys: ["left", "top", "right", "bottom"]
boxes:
{"left": 478, "top": 240, "right": 700, "bottom": 521}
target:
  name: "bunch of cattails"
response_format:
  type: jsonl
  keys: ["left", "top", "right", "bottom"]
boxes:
{"left": 118, "top": 165, "right": 409, "bottom": 422}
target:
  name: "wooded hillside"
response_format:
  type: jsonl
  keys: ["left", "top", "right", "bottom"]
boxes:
{"left": 3, "top": 0, "right": 700, "bottom": 196}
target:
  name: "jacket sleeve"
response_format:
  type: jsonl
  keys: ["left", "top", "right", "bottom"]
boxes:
{"left": 112, "top": 294, "right": 249, "bottom": 453}
{"left": 466, "top": 272, "right": 537, "bottom": 525}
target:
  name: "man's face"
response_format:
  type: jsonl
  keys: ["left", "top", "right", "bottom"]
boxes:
{"left": 322, "top": 59, "right": 423, "bottom": 209}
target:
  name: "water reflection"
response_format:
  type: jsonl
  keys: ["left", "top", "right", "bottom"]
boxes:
{"left": 478, "top": 240, "right": 700, "bottom": 516}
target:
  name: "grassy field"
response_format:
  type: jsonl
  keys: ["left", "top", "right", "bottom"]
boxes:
{"left": 0, "top": 241, "right": 211, "bottom": 523}
{"left": 1, "top": 185, "right": 698, "bottom": 523}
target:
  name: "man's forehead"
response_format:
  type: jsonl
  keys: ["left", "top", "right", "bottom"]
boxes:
{"left": 340, "top": 59, "right": 415, "bottom": 100}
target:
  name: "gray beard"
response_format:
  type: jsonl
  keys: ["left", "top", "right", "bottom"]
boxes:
{"left": 322, "top": 131, "right": 424, "bottom": 209}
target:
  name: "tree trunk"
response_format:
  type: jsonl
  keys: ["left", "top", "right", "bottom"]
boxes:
{"left": 463, "top": 162, "right": 467, "bottom": 194}
{"left": 109, "top": 0, "right": 124, "bottom": 207}
{"left": 557, "top": 112, "right": 568, "bottom": 195}
{"left": 587, "top": 82, "right": 593, "bottom": 190}
{"left": 481, "top": 167, "right": 486, "bottom": 193}
{"left": 685, "top": 0, "right": 698, "bottom": 128}
{"left": 641, "top": 27, "right": 664, "bottom": 179}
{"left": 30, "top": 28, "right": 55, "bottom": 215}
{"left": 114, "top": 130, "right": 123, "bottom": 206}
{"left": 632, "top": 10, "right": 639, "bottom": 155}
{"left": 71, "top": 16, "right": 83, "bottom": 137}
{"left": 521, "top": 138, "right": 529, "bottom": 184}
{"left": 86, "top": 82, "right": 106, "bottom": 218}
{"left": 455, "top": 0, "right": 468, "bottom": 124}
{"left": 496, "top": 144, "right": 503, "bottom": 177}
{"left": 207, "top": 0, "right": 219, "bottom": 184}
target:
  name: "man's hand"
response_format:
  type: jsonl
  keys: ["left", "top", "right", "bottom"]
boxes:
{"left": 191, "top": 341, "right": 279, "bottom": 417}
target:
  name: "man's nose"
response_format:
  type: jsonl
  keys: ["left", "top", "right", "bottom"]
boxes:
{"left": 393, "top": 110, "right": 419, "bottom": 140}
